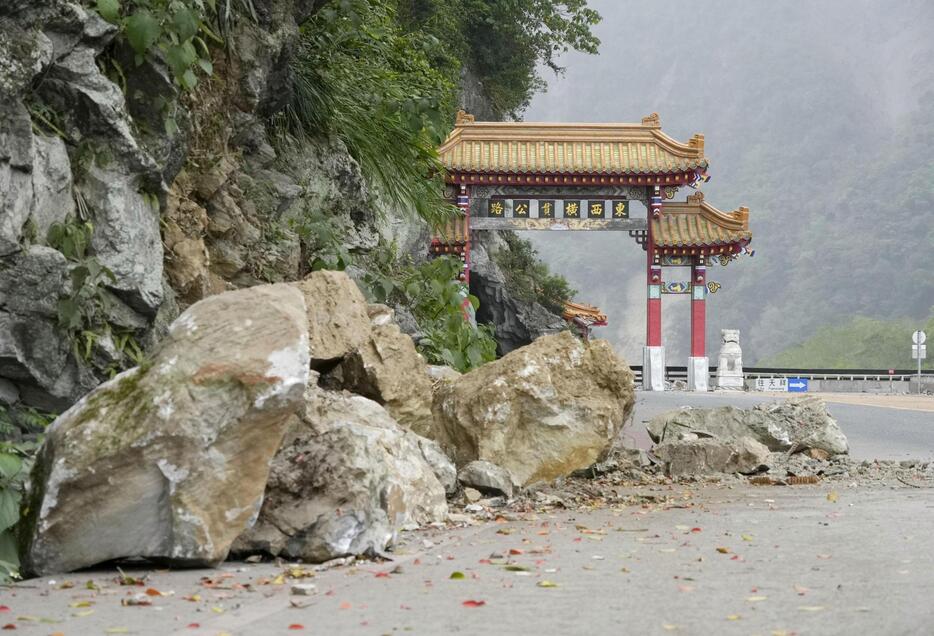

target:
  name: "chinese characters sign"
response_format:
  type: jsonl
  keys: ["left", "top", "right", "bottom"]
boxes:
{"left": 485, "top": 198, "right": 629, "bottom": 219}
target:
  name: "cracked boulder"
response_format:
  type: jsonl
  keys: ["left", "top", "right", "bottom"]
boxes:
{"left": 339, "top": 320, "right": 434, "bottom": 437}
{"left": 19, "top": 283, "right": 309, "bottom": 575}
{"left": 432, "top": 332, "right": 635, "bottom": 486}
{"left": 291, "top": 270, "right": 371, "bottom": 369}
{"left": 653, "top": 436, "right": 770, "bottom": 477}
{"left": 647, "top": 397, "right": 849, "bottom": 456}
{"left": 233, "top": 387, "right": 448, "bottom": 562}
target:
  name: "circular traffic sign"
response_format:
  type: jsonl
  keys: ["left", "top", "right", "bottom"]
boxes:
{"left": 913, "top": 330, "right": 927, "bottom": 344}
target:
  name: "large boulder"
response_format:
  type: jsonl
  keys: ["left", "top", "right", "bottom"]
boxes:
{"left": 339, "top": 322, "right": 434, "bottom": 437}
{"left": 234, "top": 386, "right": 448, "bottom": 562}
{"left": 647, "top": 397, "right": 849, "bottom": 455}
{"left": 20, "top": 284, "right": 310, "bottom": 575}
{"left": 653, "top": 436, "right": 770, "bottom": 477}
{"left": 432, "top": 332, "right": 635, "bottom": 486}
{"left": 292, "top": 270, "right": 371, "bottom": 369}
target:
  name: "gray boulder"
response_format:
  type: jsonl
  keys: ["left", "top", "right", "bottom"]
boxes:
{"left": 458, "top": 460, "right": 515, "bottom": 498}
{"left": 20, "top": 283, "right": 310, "bottom": 575}
{"left": 653, "top": 436, "right": 770, "bottom": 477}
{"left": 234, "top": 387, "right": 448, "bottom": 562}
{"left": 647, "top": 397, "right": 849, "bottom": 455}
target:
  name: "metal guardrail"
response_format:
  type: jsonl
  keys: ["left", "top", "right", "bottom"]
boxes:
{"left": 629, "top": 365, "right": 934, "bottom": 383}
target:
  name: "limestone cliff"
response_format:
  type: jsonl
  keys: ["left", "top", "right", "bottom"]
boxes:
{"left": 0, "top": 0, "right": 424, "bottom": 413}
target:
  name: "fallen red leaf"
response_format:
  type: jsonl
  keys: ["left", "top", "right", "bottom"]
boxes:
{"left": 0, "top": 608, "right": 8, "bottom": 613}
{"left": 339, "top": 601, "right": 352, "bottom": 610}
{"left": 462, "top": 600, "right": 486, "bottom": 608}
{"left": 508, "top": 548, "right": 523, "bottom": 555}
{"left": 1, "top": 626, "right": 14, "bottom": 631}
{"left": 374, "top": 571, "right": 391, "bottom": 578}
{"left": 691, "top": 528, "right": 702, "bottom": 533}
{"left": 288, "top": 625, "right": 304, "bottom": 630}
{"left": 187, "top": 624, "right": 200, "bottom": 629}
{"left": 144, "top": 588, "right": 162, "bottom": 596}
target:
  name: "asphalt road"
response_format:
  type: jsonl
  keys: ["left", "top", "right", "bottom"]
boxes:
{"left": 627, "top": 391, "right": 934, "bottom": 461}
{"left": 6, "top": 485, "right": 934, "bottom": 635}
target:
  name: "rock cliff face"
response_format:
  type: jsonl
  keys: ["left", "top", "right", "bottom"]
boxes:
{"left": 0, "top": 0, "right": 422, "bottom": 414}
{"left": 470, "top": 232, "right": 566, "bottom": 355}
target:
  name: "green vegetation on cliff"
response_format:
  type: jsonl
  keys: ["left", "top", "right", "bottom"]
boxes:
{"left": 495, "top": 232, "right": 577, "bottom": 314}
{"left": 760, "top": 312, "right": 934, "bottom": 369}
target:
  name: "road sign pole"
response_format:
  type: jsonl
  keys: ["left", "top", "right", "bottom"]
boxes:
{"left": 913, "top": 331, "right": 927, "bottom": 395}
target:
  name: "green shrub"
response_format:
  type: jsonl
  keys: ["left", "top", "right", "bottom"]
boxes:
{"left": 89, "top": 0, "right": 221, "bottom": 89}
{"left": 494, "top": 232, "right": 576, "bottom": 314}
{"left": 284, "top": 0, "right": 458, "bottom": 228}
{"left": 395, "top": 0, "right": 601, "bottom": 118}
{"left": 0, "top": 405, "right": 54, "bottom": 583}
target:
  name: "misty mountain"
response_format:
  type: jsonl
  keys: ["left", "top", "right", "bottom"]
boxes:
{"left": 521, "top": 0, "right": 934, "bottom": 365}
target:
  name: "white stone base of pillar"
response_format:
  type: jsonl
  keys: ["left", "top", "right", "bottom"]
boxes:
{"left": 687, "top": 356, "right": 709, "bottom": 392}
{"left": 716, "top": 372, "right": 745, "bottom": 390}
{"left": 642, "top": 346, "right": 666, "bottom": 391}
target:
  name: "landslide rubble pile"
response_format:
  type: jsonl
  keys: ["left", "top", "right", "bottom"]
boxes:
{"left": 19, "top": 270, "right": 637, "bottom": 575}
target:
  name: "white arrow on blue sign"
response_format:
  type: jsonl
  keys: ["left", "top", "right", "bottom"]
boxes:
{"left": 788, "top": 378, "right": 809, "bottom": 392}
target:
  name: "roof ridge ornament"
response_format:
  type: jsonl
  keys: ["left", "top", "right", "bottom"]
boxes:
{"left": 641, "top": 112, "right": 661, "bottom": 127}
{"left": 687, "top": 191, "right": 705, "bottom": 204}
{"left": 688, "top": 133, "right": 705, "bottom": 155}
{"left": 455, "top": 110, "right": 475, "bottom": 126}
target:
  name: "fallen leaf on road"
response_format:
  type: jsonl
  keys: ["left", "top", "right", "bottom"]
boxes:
{"left": 536, "top": 581, "right": 559, "bottom": 588}
{"left": 73, "top": 610, "right": 94, "bottom": 618}
{"left": 726, "top": 615, "right": 741, "bottom": 621}
{"left": 186, "top": 624, "right": 200, "bottom": 629}
{"left": 462, "top": 600, "right": 486, "bottom": 608}
{"left": 793, "top": 584, "right": 809, "bottom": 595}
{"left": 716, "top": 547, "right": 731, "bottom": 554}
{"left": 503, "top": 565, "right": 529, "bottom": 572}
{"left": 741, "top": 534, "right": 754, "bottom": 542}
{"left": 0, "top": 608, "right": 8, "bottom": 613}
{"left": 449, "top": 571, "right": 465, "bottom": 580}
{"left": 288, "top": 625, "right": 305, "bottom": 630}
{"left": 691, "top": 528, "right": 702, "bottom": 533}
{"left": 69, "top": 602, "right": 92, "bottom": 608}
{"left": 799, "top": 606, "right": 825, "bottom": 612}
{"left": 104, "top": 628, "right": 129, "bottom": 634}
{"left": 746, "top": 596, "right": 767, "bottom": 602}
{"left": 339, "top": 601, "right": 352, "bottom": 610}
{"left": 1, "top": 624, "right": 13, "bottom": 631}
{"left": 120, "top": 597, "right": 151, "bottom": 607}
{"left": 827, "top": 491, "right": 839, "bottom": 503}
{"left": 508, "top": 548, "right": 523, "bottom": 555}
{"left": 144, "top": 588, "right": 165, "bottom": 596}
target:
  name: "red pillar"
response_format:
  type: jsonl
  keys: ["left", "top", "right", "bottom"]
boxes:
{"left": 646, "top": 186, "right": 663, "bottom": 346}
{"left": 691, "top": 255, "right": 706, "bottom": 357}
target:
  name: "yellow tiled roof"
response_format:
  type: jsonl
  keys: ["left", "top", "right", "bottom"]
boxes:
{"left": 439, "top": 112, "right": 707, "bottom": 176}
{"left": 562, "top": 301, "right": 608, "bottom": 325}
{"left": 653, "top": 192, "right": 751, "bottom": 248}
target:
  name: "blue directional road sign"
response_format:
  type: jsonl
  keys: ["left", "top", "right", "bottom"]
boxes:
{"left": 788, "top": 378, "right": 809, "bottom": 392}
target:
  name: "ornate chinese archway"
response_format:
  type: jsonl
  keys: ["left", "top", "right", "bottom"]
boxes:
{"left": 432, "top": 112, "right": 753, "bottom": 391}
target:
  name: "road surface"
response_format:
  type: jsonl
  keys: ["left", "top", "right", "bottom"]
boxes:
{"left": 627, "top": 390, "right": 934, "bottom": 461}
{"left": 5, "top": 485, "right": 934, "bottom": 635}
